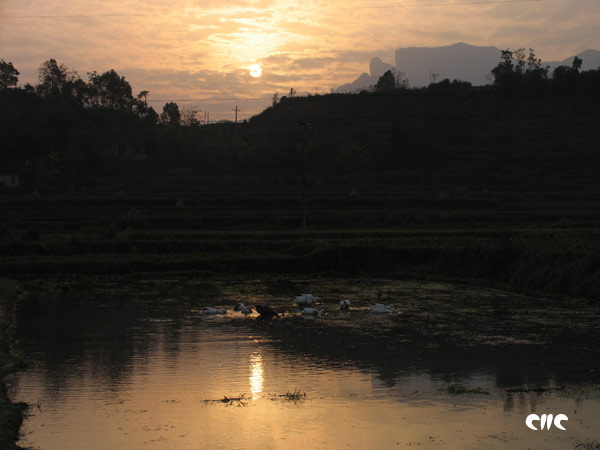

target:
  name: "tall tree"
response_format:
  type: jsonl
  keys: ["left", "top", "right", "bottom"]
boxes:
{"left": 134, "top": 90, "right": 150, "bottom": 117}
{"left": 161, "top": 102, "right": 181, "bottom": 126}
{"left": 181, "top": 105, "right": 200, "bottom": 126}
{"left": 37, "top": 58, "right": 77, "bottom": 96}
{"left": 87, "top": 69, "right": 134, "bottom": 110}
{"left": 0, "top": 59, "right": 19, "bottom": 90}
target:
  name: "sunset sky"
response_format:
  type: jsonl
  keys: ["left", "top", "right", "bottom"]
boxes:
{"left": 1, "top": 0, "right": 598, "bottom": 120}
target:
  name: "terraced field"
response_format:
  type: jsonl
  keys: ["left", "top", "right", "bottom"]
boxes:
{"left": 2, "top": 177, "right": 600, "bottom": 299}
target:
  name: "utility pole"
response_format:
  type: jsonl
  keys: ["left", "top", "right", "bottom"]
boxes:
{"left": 295, "top": 121, "right": 312, "bottom": 232}
{"left": 233, "top": 105, "right": 240, "bottom": 134}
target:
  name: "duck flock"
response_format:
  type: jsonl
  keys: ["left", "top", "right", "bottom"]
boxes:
{"left": 202, "top": 294, "right": 400, "bottom": 318}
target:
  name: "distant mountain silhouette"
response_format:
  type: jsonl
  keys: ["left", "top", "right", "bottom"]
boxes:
{"left": 335, "top": 43, "right": 600, "bottom": 92}
{"left": 545, "top": 49, "right": 600, "bottom": 72}
{"left": 370, "top": 57, "right": 395, "bottom": 79}
{"left": 334, "top": 56, "right": 395, "bottom": 93}
{"left": 394, "top": 42, "right": 500, "bottom": 87}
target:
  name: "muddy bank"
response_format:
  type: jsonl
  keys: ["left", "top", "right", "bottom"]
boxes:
{"left": 0, "top": 279, "right": 28, "bottom": 450}
{"left": 3, "top": 244, "right": 600, "bottom": 302}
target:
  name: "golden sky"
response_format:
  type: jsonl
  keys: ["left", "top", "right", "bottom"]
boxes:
{"left": 1, "top": 0, "right": 598, "bottom": 119}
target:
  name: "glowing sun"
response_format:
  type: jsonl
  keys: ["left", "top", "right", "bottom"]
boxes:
{"left": 248, "top": 64, "right": 262, "bottom": 78}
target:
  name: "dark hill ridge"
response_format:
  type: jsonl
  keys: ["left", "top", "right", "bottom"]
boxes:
{"left": 249, "top": 89, "right": 600, "bottom": 188}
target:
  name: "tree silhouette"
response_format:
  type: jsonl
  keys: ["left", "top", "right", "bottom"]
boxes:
{"left": 0, "top": 59, "right": 19, "bottom": 90}
{"left": 375, "top": 70, "right": 396, "bottom": 91}
{"left": 181, "top": 105, "right": 200, "bottom": 126}
{"left": 37, "top": 59, "right": 77, "bottom": 96}
{"left": 87, "top": 69, "right": 134, "bottom": 110}
{"left": 552, "top": 56, "right": 585, "bottom": 90}
{"left": 161, "top": 102, "right": 181, "bottom": 126}
{"left": 491, "top": 48, "right": 547, "bottom": 91}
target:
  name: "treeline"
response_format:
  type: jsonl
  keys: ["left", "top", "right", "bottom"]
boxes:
{"left": 0, "top": 59, "right": 204, "bottom": 190}
{"left": 1, "top": 50, "right": 599, "bottom": 192}
{"left": 371, "top": 48, "right": 600, "bottom": 93}
{"left": 1, "top": 58, "right": 160, "bottom": 120}
{"left": 489, "top": 48, "right": 600, "bottom": 93}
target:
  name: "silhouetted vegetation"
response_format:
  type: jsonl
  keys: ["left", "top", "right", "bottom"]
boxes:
{"left": 1, "top": 52, "right": 599, "bottom": 191}
{"left": 375, "top": 70, "right": 397, "bottom": 91}
{"left": 1, "top": 52, "right": 599, "bottom": 301}
{"left": 490, "top": 48, "right": 600, "bottom": 93}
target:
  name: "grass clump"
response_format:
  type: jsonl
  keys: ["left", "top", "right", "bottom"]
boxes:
{"left": 204, "top": 394, "right": 248, "bottom": 406}
{"left": 279, "top": 389, "right": 307, "bottom": 401}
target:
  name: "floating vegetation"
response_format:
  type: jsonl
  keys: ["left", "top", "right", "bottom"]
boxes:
{"left": 279, "top": 389, "right": 307, "bottom": 402}
{"left": 204, "top": 394, "right": 248, "bottom": 407}
{"left": 440, "top": 384, "right": 489, "bottom": 396}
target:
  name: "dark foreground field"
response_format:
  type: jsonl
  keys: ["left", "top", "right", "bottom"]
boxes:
{"left": 2, "top": 176, "right": 600, "bottom": 299}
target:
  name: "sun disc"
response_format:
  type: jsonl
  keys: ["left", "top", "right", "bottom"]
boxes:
{"left": 249, "top": 64, "right": 262, "bottom": 78}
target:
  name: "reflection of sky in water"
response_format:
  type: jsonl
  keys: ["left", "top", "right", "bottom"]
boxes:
{"left": 249, "top": 353, "right": 263, "bottom": 399}
{"left": 6, "top": 300, "right": 600, "bottom": 450}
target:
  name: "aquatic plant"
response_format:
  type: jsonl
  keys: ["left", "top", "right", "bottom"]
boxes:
{"left": 203, "top": 394, "right": 248, "bottom": 406}
{"left": 220, "top": 394, "right": 248, "bottom": 406}
{"left": 279, "top": 389, "right": 307, "bottom": 401}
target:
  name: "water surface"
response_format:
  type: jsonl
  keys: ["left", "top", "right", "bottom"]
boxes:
{"left": 8, "top": 279, "right": 600, "bottom": 449}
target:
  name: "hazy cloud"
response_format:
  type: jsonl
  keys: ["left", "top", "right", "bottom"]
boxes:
{"left": 1, "top": 0, "right": 599, "bottom": 118}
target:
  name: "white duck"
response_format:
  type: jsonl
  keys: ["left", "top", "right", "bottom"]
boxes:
{"left": 203, "top": 307, "right": 227, "bottom": 315}
{"left": 301, "top": 307, "right": 324, "bottom": 316}
{"left": 339, "top": 299, "right": 351, "bottom": 310}
{"left": 294, "top": 294, "right": 320, "bottom": 307}
{"left": 370, "top": 303, "right": 392, "bottom": 314}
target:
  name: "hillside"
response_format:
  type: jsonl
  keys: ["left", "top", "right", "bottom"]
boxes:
{"left": 247, "top": 88, "right": 600, "bottom": 189}
{"left": 2, "top": 86, "right": 600, "bottom": 299}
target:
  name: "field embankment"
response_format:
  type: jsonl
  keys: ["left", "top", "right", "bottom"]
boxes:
{"left": 2, "top": 177, "right": 600, "bottom": 299}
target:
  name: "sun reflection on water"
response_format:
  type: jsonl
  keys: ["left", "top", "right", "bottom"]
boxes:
{"left": 249, "top": 353, "right": 264, "bottom": 399}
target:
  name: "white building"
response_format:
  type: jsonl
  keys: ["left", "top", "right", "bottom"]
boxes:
{"left": 0, "top": 174, "right": 20, "bottom": 188}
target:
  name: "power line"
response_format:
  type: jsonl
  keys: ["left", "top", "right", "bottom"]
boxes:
{"left": 0, "top": 0, "right": 546, "bottom": 19}
{"left": 146, "top": 97, "right": 272, "bottom": 102}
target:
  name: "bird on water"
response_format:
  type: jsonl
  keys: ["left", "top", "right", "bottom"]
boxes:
{"left": 339, "top": 299, "right": 351, "bottom": 310}
{"left": 255, "top": 304, "right": 278, "bottom": 317}
{"left": 294, "top": 294, "right": 320, "bottom": 307}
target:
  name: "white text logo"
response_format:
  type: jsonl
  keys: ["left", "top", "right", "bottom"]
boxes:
{"left": 525, "top": 413, "right": 568, "bottom": 431}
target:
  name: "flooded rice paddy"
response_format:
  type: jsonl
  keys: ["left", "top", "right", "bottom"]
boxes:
{"left": 7, "top": 278, "right": 600, "bottom": 449}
